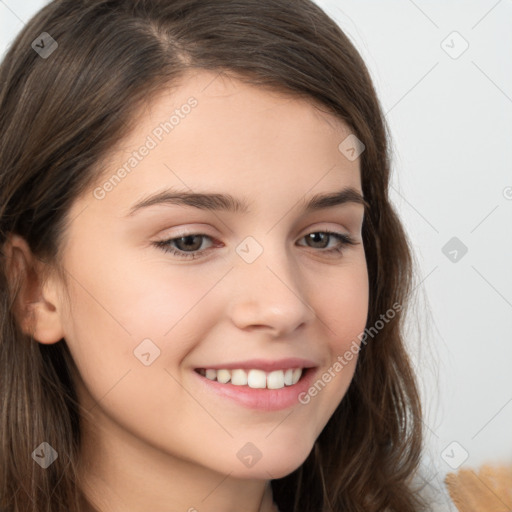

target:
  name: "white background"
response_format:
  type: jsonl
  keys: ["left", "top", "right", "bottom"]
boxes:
{"left": 1, "top": 1, "right": 511, "bottom": 509}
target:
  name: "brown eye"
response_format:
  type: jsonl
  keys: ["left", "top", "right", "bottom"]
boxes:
{"left": 153, "top": 233, "right": 216, "bottom": 260}
{"left": 172, "top": 235, "right": 205, "bottom": 252}
{"left": 304, "top": 232, "right": 331, "bottom": 249}
{"left": 299, "top": 231, "right": 356, "bottom": 254}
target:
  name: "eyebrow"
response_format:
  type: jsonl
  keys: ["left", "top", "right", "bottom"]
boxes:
{"left": 127, "top": 186, "right": 369, "bottom": 217}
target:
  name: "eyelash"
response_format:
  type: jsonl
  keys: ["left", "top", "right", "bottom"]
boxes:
{"left": 152, "top": 230, "right": 357, "bottom": 260}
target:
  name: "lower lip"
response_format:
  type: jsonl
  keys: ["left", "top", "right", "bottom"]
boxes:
{"left": 192, "top": 367, "right": 318, "bottom": 411}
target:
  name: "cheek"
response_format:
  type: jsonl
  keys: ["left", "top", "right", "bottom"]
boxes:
{"left": 59, "top": 251, "right": 226, "bottom": 385}
{"left": 319, "top": 259, "right": 369, "bottom": 351}
{"left": 302, "top": 259, "right": 368, "bottom": 421}
{"left": 64, "top": 244, "right": 207, "bottom": 336}
{"left": 58, "top": 255, "right": 225, "bottom": 450}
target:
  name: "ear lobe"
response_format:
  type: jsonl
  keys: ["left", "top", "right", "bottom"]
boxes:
{"left": 4, "top": 234, "right": 65, "bottom": 344}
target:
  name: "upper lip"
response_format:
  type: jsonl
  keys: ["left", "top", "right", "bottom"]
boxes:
{"left": 194, "top": 357, "right": 318, "bottom": 372}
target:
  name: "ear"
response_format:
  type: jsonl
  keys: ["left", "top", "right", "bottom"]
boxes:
{"left": 4, "top": 234, "right": 65, "bottom": 344}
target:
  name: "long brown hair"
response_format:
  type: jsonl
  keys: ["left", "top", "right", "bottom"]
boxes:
{"left": 0, "top": 0, "right": 425, "bottom": 510}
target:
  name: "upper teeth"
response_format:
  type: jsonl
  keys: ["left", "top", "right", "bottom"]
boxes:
{"left": 199, "top": 368, "right": 303, "bottom": 389}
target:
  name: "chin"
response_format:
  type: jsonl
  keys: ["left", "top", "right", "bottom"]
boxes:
{"left": 226, "top": 442, "right": 314, "bottom": 480}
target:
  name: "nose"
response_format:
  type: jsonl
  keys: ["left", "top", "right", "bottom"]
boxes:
{"left": 227, "top": 244, "right": 316, "bottom": 337}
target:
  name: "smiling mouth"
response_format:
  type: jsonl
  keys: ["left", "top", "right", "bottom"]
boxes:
{"left": 194, "top": 367, "right": 308, "bottom": 390}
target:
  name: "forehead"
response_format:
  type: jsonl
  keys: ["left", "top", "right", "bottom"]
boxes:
{"left": 80, "top": 70, "right": 362, "bottom": 217}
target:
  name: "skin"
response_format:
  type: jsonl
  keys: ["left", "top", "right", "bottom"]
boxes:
{"left": 9, "top": 70, "right": 369, "bottom": 512}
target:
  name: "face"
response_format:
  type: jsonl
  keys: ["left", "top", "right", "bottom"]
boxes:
{"left": 53, "top": 70, "right": 369, "bottom": 482}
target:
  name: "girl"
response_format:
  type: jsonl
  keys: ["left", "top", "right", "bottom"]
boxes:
{"left": 0, "top": 0, "right": 426, "bottom": 510}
